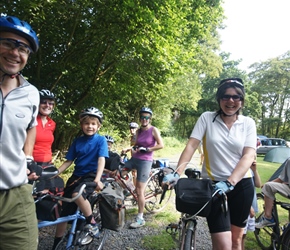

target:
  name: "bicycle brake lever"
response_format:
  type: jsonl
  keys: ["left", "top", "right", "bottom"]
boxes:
{"left": 221, "top": 193, "right": 228, "bottom": 215}
{"left": 159, "top": 184, "right": 168, "bottom": 204}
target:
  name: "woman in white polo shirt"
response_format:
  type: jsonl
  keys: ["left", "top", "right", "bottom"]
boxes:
{"left": 164, "top": 78, "right": 257, "bottom": 250}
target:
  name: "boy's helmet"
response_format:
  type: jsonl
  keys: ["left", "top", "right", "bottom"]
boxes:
{"left": 39, "top": 89, "right": 55, "bottom": 100}
{"left": 0, "top": 16, "right": 39, "bottom": 53}
{"left": 105, "top": 135, "right": 114, "bottom": 143}
{"left": 139, "top": 107, "right": 153, "bottom": 116}
{"left": 79, "top": 107, "right": 103, "bottom": 123}
{"left": 129, "top": 122, "right": 139, "bottom": 128}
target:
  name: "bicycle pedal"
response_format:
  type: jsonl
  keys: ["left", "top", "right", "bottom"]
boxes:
{"left": 79, "top": 234, "right": 93, "bottom": 245}
{"left": 166, "top": 223, "right": 179, "bottom": 234}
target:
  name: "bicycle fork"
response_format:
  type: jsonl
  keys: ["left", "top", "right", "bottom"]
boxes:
{"left": 180, "top": 219, "right": 197, "bottom": 249}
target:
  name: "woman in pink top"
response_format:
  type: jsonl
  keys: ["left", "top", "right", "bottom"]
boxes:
{"left": 125, "top": 107, "right": 164, "bottom": 229}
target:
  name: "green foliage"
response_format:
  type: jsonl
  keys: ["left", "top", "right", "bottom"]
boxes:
{"left": 172, "top": 52, "right": 251, "bottom": 137}
{"left": 2, "top": 0, "right": 225, "bottom": 150}
{"left": 249, "top": 52, "right": 290, "bottom": 138}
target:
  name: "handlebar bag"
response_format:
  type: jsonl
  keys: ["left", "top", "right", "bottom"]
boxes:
{"left": 99, "top": 182, "right": 125, "bottom": 232}
{"left": 175, "top": 178, "right": 213, "bottom": 217}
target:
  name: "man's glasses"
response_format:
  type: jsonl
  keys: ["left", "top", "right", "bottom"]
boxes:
{"left": 40, "top": 100, "right": 55, "bottom": 106}
{"left": 140, "top": 116, "right": 150, "bottom": 120}
{"left": 221, "top": 95, "right": 242, "bottom": 102}
{"left": 0, "top": 38, "right": 32, "bottom": 56}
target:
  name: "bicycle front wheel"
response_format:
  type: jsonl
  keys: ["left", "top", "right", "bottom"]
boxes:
{"left": 54, "top": 236, "right": 68, "bottom": 250}
{"left": 144, "top": 172, "right": 172, "bottom": 213}
{"left": 254, "top": 193, "right": 280, "bottom": 250}
{"left": 183, "top": 228, "right": 196, "bottom": 250}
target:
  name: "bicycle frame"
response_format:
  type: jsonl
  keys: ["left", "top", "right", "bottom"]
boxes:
{"left": 112, "top": 160, "right": 172, "bottom": 213}
{"left": 115, "top": 166, "right": 160, "bottom": 201}
{"left": 38, "top": 208, "right": 87, "bottom": 248}
{"left": 35, "top": 183, "right": 104, "bottom": 249}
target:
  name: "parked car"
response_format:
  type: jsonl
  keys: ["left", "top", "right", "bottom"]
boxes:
{"left": 256, "top": 138, "right": 287, "bottom": 155}
{"left": 257, "top": 134, "right": 268, "bottom": 140}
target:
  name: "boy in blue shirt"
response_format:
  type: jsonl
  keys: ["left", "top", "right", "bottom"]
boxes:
{"left": 52, "top": 107, "right": 108, "bottom": 249}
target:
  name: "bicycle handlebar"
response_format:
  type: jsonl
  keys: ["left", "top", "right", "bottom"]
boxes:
{"left": 34, "top": 182, "right": 97, "bottom": 203}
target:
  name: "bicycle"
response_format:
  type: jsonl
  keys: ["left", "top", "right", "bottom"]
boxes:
{"left": 33, "top": 170, "right": 108, "bottom": 250}
{"left": 254, "top": 192, "right": 290, "bottom": 250}
{"left": 113, "top": 154, "right": 173, "bottom": 213}
{"left": 165, "top": 168, "right": 227, "bottom": 250}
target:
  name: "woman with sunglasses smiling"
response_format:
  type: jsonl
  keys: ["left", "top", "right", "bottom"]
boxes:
{"left": 32, "top": 89, "right": 56, "bottom": 167}
{"left": 124, "top": 107, "right": 164, "bottom": 229}
{"left": 163, "top": 78, "right": 257, "bottom": 250}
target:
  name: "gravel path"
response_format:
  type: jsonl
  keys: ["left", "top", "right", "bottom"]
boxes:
{"left": 38, "top": 207, "right": 212, "bottom": 250}
{"left": 38, "top": 153, "right": 212, "bottom": 250}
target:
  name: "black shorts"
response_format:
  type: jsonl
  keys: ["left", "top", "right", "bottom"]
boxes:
{"left": 207, "top": 178, "right": 254, "bottom": 233}
{"left": 61, "top": 173, "right": 96, "bottom": 216}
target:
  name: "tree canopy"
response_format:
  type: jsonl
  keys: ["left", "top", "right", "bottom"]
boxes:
{"left": 249, "top": 51, "right": 290, "bottom": 139}
{"left": 2, "top": 0, "right": 225, "bottom": 149}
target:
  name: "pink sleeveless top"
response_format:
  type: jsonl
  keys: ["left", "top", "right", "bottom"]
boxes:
{"left": 133, "top": 126, "right": 156, "bottom": 161}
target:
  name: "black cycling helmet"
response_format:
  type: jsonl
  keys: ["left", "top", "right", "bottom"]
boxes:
{"left": 218, "top": 78, "right": 244, "bottom": 90}
{"left": 39, "top": 89, "right": 55, "bottom": 100}
{"left": 216, "top": 78, "right": 245, "bottom": 102}
{"left": 0, "top": 16, "right": 39, "bottom": 53}
{"left": 105, "top": 135, "right": 114, "bottom": 143}
{"left": 139, "top": 107, "right": 153, "bottom": 116}
{"left": 79, "top": 107, "right": 103, "bottom": 124}
{"left": 129, "top": 122, "right": 139, "bottom": 128}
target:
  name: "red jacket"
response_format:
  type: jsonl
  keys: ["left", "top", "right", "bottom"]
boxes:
{"left": 33, "top": 115, "right": 56, "bottom": 163}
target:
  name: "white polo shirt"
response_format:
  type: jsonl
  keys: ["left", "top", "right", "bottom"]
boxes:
{"left": 190, "top": 111, "right": 256, "bottom": 181}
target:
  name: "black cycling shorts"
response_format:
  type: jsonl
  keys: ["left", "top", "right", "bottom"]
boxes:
{"left": 207, "top": 178, "right": 254, "bottom": 233}
{"left": 60, "top": 173, "right": 96, "bottom": 216}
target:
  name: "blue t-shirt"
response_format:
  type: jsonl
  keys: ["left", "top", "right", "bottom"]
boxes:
{"left": 66, "top": 134, "right": 108, "bottom": 176}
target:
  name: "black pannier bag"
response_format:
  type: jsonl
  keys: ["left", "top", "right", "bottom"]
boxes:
{"left": 175, "top": 178, "right": 213, "bottom": 217}
{"left": 35, "top": 196, "right": 61, "bottom": 221}
{"left": 34, "top": 166, "right": 64, "bottom": 221}
{"left": 99, "top": 182, "right": 125, "bottom": 232}
{"left": 105, "top": 151, "right": 121, "bottom": 171}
